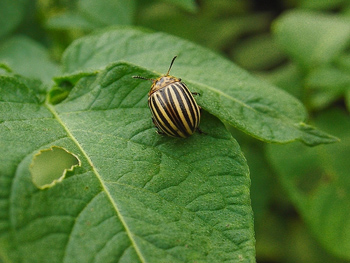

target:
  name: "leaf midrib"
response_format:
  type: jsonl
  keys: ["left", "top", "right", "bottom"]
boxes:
{"left": 45, "top": 101, "right": 146, "bottom": 263}
{"left": 46, "top": 100, "right": 245, "bottom": 261}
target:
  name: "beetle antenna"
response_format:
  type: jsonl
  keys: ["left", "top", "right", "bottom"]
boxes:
{"left": 166, "top": 56, "right": 177, "bottom": 76}
{"left": 132, "top": 76, "right": 154, "bottom": 81}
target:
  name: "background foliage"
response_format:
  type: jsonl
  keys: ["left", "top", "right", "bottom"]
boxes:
{"left": 1, "top": 0, "right": 350, "bottom": 262}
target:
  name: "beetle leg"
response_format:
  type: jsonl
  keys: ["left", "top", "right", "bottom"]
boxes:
{"left": 152, "top": 117, "right": 165, "bottom": 135}
{"left": 192, "top": 92, "right": 200, "bottom": 96}
{"left": 197, "top": 127, "right": 205, "bottom": 135}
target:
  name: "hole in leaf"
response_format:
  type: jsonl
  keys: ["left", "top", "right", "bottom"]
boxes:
{"left": 30, "top": 146, "right": 81, "bottom": 189}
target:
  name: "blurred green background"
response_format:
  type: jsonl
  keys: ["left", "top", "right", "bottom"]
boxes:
{"left": 1, "top": 0, "right": 350, "bottom": 262}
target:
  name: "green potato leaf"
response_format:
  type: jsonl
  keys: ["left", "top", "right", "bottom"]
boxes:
{"left": 46, "top": 0, "right": 136, "bottom": 31}
{"left": 266, "top": 109, "right": 350, "bottom": 260}
{"left": 0, "top": 36, "right": 59, "bottom": 85}
{"left": 61, "top": 28, "right": 337, "bottom": 146}
{"left": 305, "top": 65, "right": 350, "bottom": 110}
{"left": 0, "top": 62, "right": 255, "bottom": 262}
{"left": 231, "top": 34, "right": 285, "bottom": 71}
{"left": 46, "top": 11, "right": 100, "bottom": 30}
{"left": 273, "top": 10, "right": 350, "bottom": 69}
{"left": 0, "top": 0, "right": 28, "bottom": 38}
{"left": 78, "top": 0, "right": 136, "bottom": 26}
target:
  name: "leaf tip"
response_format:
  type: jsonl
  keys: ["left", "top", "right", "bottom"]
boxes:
{"left": 298, "top": 122, "right": 340, "bottom": 146}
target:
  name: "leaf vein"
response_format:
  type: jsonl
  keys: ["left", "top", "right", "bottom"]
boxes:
{"left": 46, "top": 102, "right": 147, "bottom": 263}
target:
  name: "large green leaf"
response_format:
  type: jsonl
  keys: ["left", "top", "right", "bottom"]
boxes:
{"left": 0, "top": 0, "right": 28, "bottom": 38}
{"left": 273, "top": 11, "right": 350, "bottom": 70}
{"left": 78, "top": 0, "right": 136, "bottom": 26}
{"left": 305, "top": 65, "right": 350, "bottom": 110}
{"left": 266, "top": 109, "right": 350, "bottom": 260}
{"left": 46, "top": 11, "right": 100, "bottom": 30}
{"left": 231, "top": 34, "right": 285, "bottom": 71}
{"left": 0, "top": 62, "right": 255, "bottom": 262}
{"left": 0, "top": 36, "right": 59, "bottom": 84}
{"left": 46, "top": 0, "right": 136, "bottom": 31}
{"left": 61, "top": 27, "right": 337, "bottom": 146}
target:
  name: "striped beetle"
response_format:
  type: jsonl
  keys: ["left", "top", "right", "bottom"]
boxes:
{"left": 133, "top": 56, "right": 202, "bottom": 138}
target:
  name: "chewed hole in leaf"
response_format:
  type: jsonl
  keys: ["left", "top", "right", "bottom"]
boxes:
{"left": 30, "top": 146, "right": 81, "bottom": 189}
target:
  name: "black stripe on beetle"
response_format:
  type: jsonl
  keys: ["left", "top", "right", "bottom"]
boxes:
{"left": 133, "top": 56, "right": 203, "bottom": 138}
{"left": 149, "top": 93, "right": 179, "bottom": 137}
{"left": 168, "top": 84, "right": 197, "bottom": 133}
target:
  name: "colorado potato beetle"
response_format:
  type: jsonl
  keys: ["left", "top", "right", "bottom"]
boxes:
{"left": 133, "top": 56, "right": 202, "bottom": 138}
